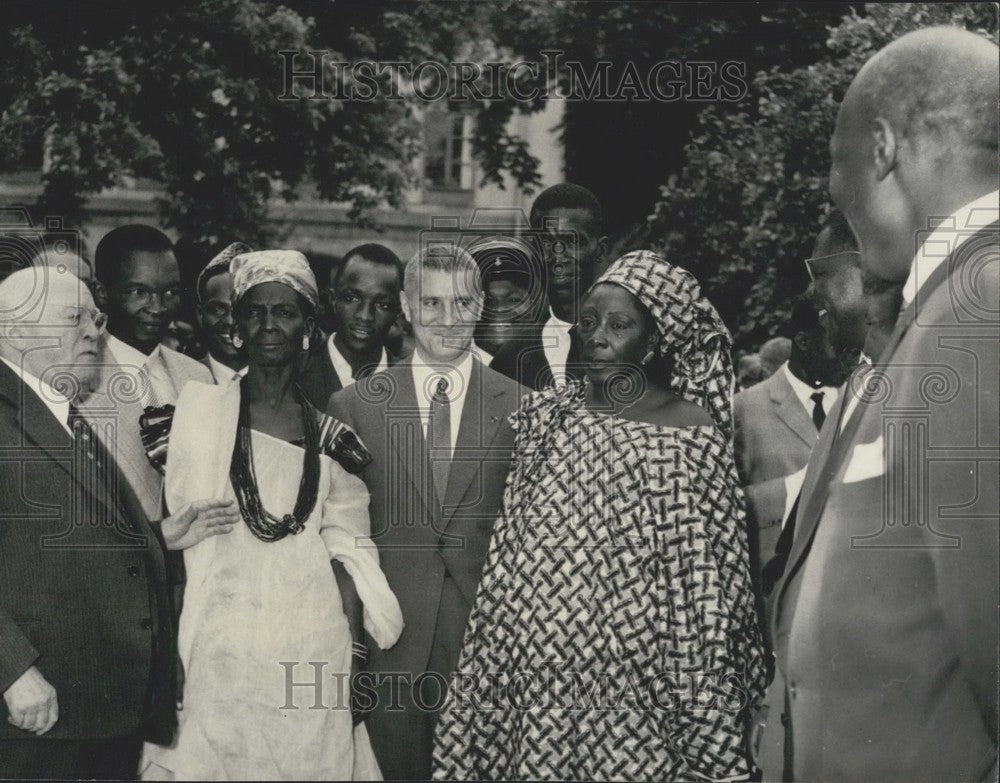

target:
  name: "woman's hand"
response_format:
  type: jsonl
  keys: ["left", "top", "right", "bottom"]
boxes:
{"left": 161, "top": 499, "right": 240, "bottom": 550}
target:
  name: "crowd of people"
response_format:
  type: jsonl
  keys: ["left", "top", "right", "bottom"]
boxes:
{"left": 0, "top": 26, "right": 997, "bottom": 782}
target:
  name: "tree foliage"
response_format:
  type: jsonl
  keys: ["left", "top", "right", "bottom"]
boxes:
{"left": 0, "top": 0, "right": 487, "bottom": 251}
{"left": 645, "top": 2, "right": 999, "bottom": 351}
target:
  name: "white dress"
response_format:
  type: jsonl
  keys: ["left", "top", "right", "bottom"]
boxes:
{"left": 141, "top": 381, "right": 403, "bottom": 781}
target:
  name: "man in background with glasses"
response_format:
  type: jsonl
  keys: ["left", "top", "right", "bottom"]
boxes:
{"left": 94, "top": 224, "right": 211, "bottom": 408}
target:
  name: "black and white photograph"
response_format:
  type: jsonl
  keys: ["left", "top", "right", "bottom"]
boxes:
{"left": 0, "top": 1, "right": 997, "bottom": 781}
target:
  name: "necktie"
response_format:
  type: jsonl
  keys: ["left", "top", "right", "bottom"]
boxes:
{"left": 68, "top": 404, "right": 115, "bottom": 520}
{"left": 810, "top": 391, "right": 826, "bottom": 431}
{"left": 139, "top": 364, "right": 162, "bottom": 409}
{"left": 429, "top": 377, "right": 451, "bottom": 503}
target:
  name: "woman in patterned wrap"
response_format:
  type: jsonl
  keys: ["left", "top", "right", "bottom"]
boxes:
{"left": 138, "top": 250, "right": 403, "bottom": 780}
{"left": 433, "top": 250, "right": 766, "bottom": 782}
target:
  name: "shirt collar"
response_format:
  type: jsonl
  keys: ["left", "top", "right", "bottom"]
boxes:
{"left": 207, "top": 353, "right": 247, "bottom": 384}
{"left": 0, "top": 355, "right": 72, "bottom": 432}
{"left": 901, "top": 189, "right": 999, "bottom": 307}
{"left": 410, "top": 348, "right": 474, "bottom": 405}
{"left": 107, "top": 334, "right": 159, "bottom": 372}
{"left": 545, "top": 307, "right": 573, "bottom": 332}
{"left": 327, "top": 333, "right": 388, "bottom": 387}
{"left": 781, "top": 360, "right": 838, "bottom": 413}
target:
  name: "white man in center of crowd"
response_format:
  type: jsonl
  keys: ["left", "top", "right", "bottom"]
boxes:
{"left": 327, "top": 245, "right": 525, "bottom": 780}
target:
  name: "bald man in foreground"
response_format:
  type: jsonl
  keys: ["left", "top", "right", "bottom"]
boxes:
{"left": 770, "top": 27, "right": 999, "bottom": 781}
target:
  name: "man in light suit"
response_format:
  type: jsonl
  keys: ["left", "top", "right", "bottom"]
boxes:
{"left": 94, "top": 225, "right": 212, "bottom": 406}
{"left": 734, "top": 295, "right": 846, "bottom": 590}
{"left": 771, "top": 27, "right": 999, "bottom": 781}
{"left": 328, "top": 244, "right": 524, "bottom": 780}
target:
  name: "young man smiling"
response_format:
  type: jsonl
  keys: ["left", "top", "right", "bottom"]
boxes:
{"left": 95, "top": 225, "right": 212, "bottom": 406}
{"left": 301, "top": 243, "right": 403, "bottom": 409}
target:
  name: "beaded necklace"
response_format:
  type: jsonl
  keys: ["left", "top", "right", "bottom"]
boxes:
{"left": 229, "top": 377, "right": 320, "bottom": 542}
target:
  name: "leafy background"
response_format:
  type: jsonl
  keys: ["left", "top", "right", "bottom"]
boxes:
{"left": 1, "top": 1, "right": 996, "bottom": 350}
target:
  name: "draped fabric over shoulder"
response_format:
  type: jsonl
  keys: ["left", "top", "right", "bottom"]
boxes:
{"left": 433, "top": 382, "right": 765, "bottom": 782}
{"left": 138, "top": 381, "right": 402, "bottom": 780}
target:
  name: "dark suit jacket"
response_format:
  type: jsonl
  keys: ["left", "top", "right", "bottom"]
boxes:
{"left": 0, "top": 361, "right": 176, "bottom": 743}
{"left": 733, "top": 369, "right": 818, "bottom": 586}
{"left": 770, "top": 223, "right": 999, "bottom": 781}
{"left": 489, "top": 325, "right": 583, "bottom": 392}
{"left": 327, "top": 357, "right": 523, "bottom": 678}
{"left": 300, "top": 342, "right": 343, "bottom": 411}
{"left": 302, "top": 337, "right": 405, "bottom": 411}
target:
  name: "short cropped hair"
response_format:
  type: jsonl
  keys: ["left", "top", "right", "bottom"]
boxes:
{"left": 94, "top": 224, "right": 174, "bottom": 286}
{"left": 337, "top": 243, "right": 404, "bottom": 291}
{"left": 403, "top": 244, "right": 482, "bottom": 298}
{"left": 529, "top": 183, "right": 603, "bottom": 234}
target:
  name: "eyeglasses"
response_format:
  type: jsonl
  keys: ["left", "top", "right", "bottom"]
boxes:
{"left": 202, "top": 301, "right": 232, "bottom": 319}
{"left": 121, "top": 285, "right": 182, "bottom": 307}
{"left": 804, "top": 251, "right": 861, "bottom": 282}
{"left": 63, "top": 307, "right": 108, "bottom": 331}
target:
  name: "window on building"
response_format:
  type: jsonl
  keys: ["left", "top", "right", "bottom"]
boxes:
{"left": 423, "top": 109, "right": 473, "bottom": 192}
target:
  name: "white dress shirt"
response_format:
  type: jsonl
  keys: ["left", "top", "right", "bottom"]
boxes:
{"left": 107, "top": 334, "right": 164, "bottom": 406}
{"left": 779, "top": 362, "right": 839, "bottom": 524}
{"left": 0, "top": 355, "right": 71, "bottom": 433}
{"left": 410, "top": 350, "right": 474, "bottom": 453}
{"left": 207, "top": 354, "right": 248, "bottom": 385}
{"left": 781, "top": 361, "right": 839, "bottom": 421}
{"left": 540, "top": 309, "right": 573, "bottom": 386}
{"left": 327, "top": 333, "right": 388, "bottom": 388}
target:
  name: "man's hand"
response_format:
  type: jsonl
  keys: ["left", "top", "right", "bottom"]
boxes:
{"left": 4, "top": 666, "right": 58, "bottom": 735}
{"left": 161, "top": 499, "right": 239, "bottom": 550}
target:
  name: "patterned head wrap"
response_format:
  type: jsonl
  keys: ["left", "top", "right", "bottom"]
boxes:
{"left": 230, "top": 250, "right": 319, "bottom": 308}
{"left": 196, "top": 242, "right": 252, "bottom": 303}
{"left": 592, "top": 250, "right": 735, "bottom": 436}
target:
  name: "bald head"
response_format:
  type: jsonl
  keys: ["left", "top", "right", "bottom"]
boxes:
{"left": 830, "top": 27, "right": 999, "bottom": 284}
{"left": 0, "top": 267, "right": 102, "bottom": 399}
{"left": 850, "top": 27, "right": 998, "bottom": 163}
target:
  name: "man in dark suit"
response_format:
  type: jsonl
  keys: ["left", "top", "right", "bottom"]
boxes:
{"left": 328, "top": 244, "right": 524, "bottom": 780}
{"left": 734, "top": 296, "right": 846, "bottom": 590}
{"left": 771, "top": 27, "right": 998, "bottom": 781}
{"left": 0, "top": 268, "right": 236, "bottom": 779}
{"left": 489, "top": 183, "right": 607, "bottom": 390}
{"left": 301, "top": 243, "right": 403, "bottom": 408}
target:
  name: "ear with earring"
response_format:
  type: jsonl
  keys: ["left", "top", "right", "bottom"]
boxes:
{"left": 641, "top": 349, "right": 655, "bottom": 366}
{"left": 302, "top": 334, "right": 310, "bottom": 351}
{"left": 231, "top": 330, "right": 243, "bottom": 349}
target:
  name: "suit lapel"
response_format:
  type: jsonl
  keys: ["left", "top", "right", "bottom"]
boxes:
{"left": 770, "top": 371, "right": 817, "bottom": 448}
{"left": 775, "top": 221, "right": 998, "bottom": 614}
{"left": 440, "top": 359, "right": 505, "bottom": 528}
{"left": 384, "top": 362, "right": 436, "bottom": 519}
{"left": 0, "top": 362, "right": 75, "bottom": 484}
